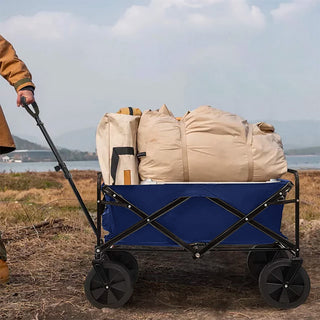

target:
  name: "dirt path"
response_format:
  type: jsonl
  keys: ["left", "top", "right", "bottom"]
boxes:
{"left": 1, "top": 221, "right": 319, "bottom": 320}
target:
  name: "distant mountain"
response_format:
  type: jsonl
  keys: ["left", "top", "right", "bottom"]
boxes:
{"left": 12, "top": 135, "right": 97, "bottom": 161}
{"left": 285, "top": 146, "right": 320, "bottom": 155}
{"left": 54, "top": 127, "right": 96, "bottom": 152}
{"left": 268, "top": 120, "right": 320, "bottom": 150}
{"left": 13, "top": 120, "right": 320, "bottom": 155}
{"left": 50, "top": 120, "right": 320, "bottom": 153}
{"left": 13, "top": 135, "right": 48, "bottom": 150}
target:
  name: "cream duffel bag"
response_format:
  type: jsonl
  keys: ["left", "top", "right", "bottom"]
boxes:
{"left": 96, "top": 111, "right": 140, "bottom": 185}
{"left": 137, "top": 105, "right": 287, "bottom": 182}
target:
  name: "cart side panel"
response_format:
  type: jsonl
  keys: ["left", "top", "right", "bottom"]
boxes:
{"left": 102, "top": 182, "right": 288, "bottom": 246}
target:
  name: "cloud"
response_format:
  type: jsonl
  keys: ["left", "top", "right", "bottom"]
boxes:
{"left": 1, "top": 12, "right": 79, "bottom": 40}
{"left": 111, "top": 0, "right": 266, "bottom": 37}
{"left": 0, "top": 11, "right": 108, "bottom": 44}
{"left": 271, "top": 0, "right": 320, "bottom": 21}
{"left": 0, "top": 2, "right": 266, "bottom": 45}
{"left": 0, "top": 11, "right": 112, "bottom": 72}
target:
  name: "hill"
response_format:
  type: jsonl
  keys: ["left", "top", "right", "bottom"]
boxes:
{"left": 13, "top": 135, "right": 48, "bottom": 150}
{"left": 13, "top": 119, "right": 320, "bottom": 156}
{"left": 269, "top": 120, "right": 320, "bottom": 150}
{"left": 12, "top": 135, "right": 97, "bottom": 161}
{"left": 285, "top": 146, "right": 320, "bottom": 155}
{"left": 51, "top": 120, "right": 320, "bottom": 153}
{"left": 54, "top": 127, "right": 96, "bottom": 153}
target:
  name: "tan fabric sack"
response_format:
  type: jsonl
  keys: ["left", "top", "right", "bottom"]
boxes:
{"left": 96, "top": 113, "right": 140, "bottom": 185}
{"left": 138, "top": 105, "right": 287, "bottom": 182}
{"left": 251, "top": 122, "right": 287, "bottom": 181}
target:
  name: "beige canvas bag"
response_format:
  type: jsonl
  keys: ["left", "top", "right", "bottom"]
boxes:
{"left": 251, "top": 122, "right": 287, "bottom": 181}
{"left": 96, "top": 113, "right": 140, "bottom": 185}
{"left": 138, "top": 105, "right": 287, "bottom": 182}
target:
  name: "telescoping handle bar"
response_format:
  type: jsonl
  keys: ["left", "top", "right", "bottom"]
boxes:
{"left": 21, "top": 97, "right": 98, "bottom": 236}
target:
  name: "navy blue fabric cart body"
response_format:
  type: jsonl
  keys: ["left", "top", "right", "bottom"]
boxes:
{"left": 103, "top": 180, "right": 288, "bottom": 247}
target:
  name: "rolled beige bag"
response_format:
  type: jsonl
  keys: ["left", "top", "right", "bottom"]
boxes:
{"left": 137, "top": 105, "right": 287, "bottom": 182}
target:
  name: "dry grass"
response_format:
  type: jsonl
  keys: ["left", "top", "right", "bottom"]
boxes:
{"left": 0, "top": 171, "right": 97, "bottom": 226}
{"left": 0, "top": 170, "right": 319, "bottom": 320}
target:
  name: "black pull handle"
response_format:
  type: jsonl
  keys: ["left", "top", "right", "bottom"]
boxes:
{"left": 21, "top": 96, "right": 40, "bottom": 119}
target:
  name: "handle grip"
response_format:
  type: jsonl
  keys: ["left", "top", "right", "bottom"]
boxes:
{"left": 21, "top": 96, "right": 40, "bottom": 118}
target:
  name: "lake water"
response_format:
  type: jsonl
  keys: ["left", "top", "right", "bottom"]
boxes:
{"left": 0, "top": 160, "right": 101, "bottom": 173}
{"left": 0, "top": 155, "right": 320, "bottom": 173}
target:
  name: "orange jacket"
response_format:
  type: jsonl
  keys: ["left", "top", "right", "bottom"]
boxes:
{"left": 0, "top": 35, "right": 35, "bottom": 154}
{"left": 0, "top": 35, "right": 35, "bottom": 92}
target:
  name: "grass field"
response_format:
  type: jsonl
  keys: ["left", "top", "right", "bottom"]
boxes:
{"left": 0, "top": 170, "right": 319, "bottom": 320}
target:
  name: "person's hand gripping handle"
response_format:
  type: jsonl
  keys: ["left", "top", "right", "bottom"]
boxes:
{"left": 20, "top": 96, "right": 39, "bottom": 119}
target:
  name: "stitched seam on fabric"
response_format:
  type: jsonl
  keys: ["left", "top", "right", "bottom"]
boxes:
{"left": 107, "top": 116, "right": 111, "bottom": 185}
{"left": 246, "top": 124, "right": 254, "bottom": 181}
{"left": 179, "top": 120, "right": 189, "bottom": 181}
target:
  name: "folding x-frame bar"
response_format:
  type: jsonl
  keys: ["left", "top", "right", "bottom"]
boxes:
{"left": 93, "top": 169, "right": 300, "bottom": 260}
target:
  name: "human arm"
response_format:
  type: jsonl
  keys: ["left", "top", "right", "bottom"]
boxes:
{"left": 0, "top": 35, "right": 35, "bottom": 105}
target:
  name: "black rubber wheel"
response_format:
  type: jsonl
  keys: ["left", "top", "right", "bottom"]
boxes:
{"left": 259, "top": 259, "right": 310, "bottom": 309}
{"left": 247, "top": 244, "right": 290, "bottom": 280}
{"left": 107, "top": 251, "right": 139, "bottom": 284}
{"left": 84, "top": 261, "right": 133, "bottom": 308}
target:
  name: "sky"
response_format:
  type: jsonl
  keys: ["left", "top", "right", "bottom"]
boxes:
{"left": 0, "top": 0, "right": 320, "bottom": 140}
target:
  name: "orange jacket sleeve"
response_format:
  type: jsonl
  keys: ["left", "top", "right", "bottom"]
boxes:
{"left": 0, "top": 35, "right": 35, "bottom": 92}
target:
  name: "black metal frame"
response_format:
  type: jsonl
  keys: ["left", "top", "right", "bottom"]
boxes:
{"left": 22, "top": 99, "right": 99, "bottom": 237}
{"left": 94, "top": 169, "right": 300, "bottom": 260}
